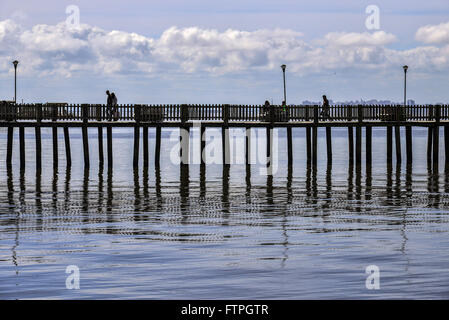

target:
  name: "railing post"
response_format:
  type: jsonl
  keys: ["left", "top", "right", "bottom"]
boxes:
{"left": 82, "top": 104, "right": 88, "bottom": 124}
{"left": 181, "top": 104, "right": 188, "bottom": 124}
{"left": 223, "top": 104, "right": 229, "bottom": 125}
{"left": 135, "top": 104, "right": 141, "bottom": 123}
{"left": 358, "top": 104, "right": 363, "bottom": 124}
{"left": 313, "top": 105, "right": 318, "bottom": 124}
{"left": 36, "top": 103, "right": 42, "bottom": 123}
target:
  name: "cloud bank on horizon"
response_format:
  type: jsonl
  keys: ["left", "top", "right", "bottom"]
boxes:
{"left": 1, "top": 18, "right": 449, "bottom": 79}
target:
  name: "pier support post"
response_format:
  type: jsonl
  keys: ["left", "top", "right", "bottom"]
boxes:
{"left": 107, "top": 125, "right": 113, "bottom": 169}
{"left": 222, "top": 127, "right": 230, "bottom": 165}
{"left": 19, "top": 126, "right": 25, "bottom": 171}
{"left": 326, "top": 127, "right": 332, "bottom": 164}
{"left": 433, "top": 125, "right": 439, "bottom": 173}
{"left": 201, "top": 125, "right": 206, "bottom": 165}
{"left": 98, "top": 126, "right": 104, "bottom": 167}
{"left": 143, "top": 126, "right": 149, "bottom": 168}
{"left": 445, "top": 126, "right": 449, "bottom": 169}
{"left": 82, "top": 126, "right": 89, "bottom": 169}
{"left": 306, "top": 127, "right": 311, "bottom": 164}
{"left": 348, "top": 127, "right": 354, "bottom": 166}
{"left": 35, "top": 126, "right": 42, "bottom": 170}
{"left": 245, "top": 127, "right": 251, "bottom": 165}
{"left": 6, "top": 127, "right": 13, "bottom": 168}
{"left": 387, "top": 126, "right": 393, "bottom": 165}
{"left": 406, "top": 126, "right": 412, "bottom": 164}
{"left": 366, "top": 126, "right": 372, "bottom": 168}
{"left": 82, "top": 105, "right": 90, "bottom": 169}
{"left": 287, "top": 127, "right": 293, "bottom": 167}
{"left": 427, "top": 126, "right": 433, "bottom": 165}
{"left": 395, "top": 126, "right": 401, "bottom": 164}
{"left": 312, "top": 126, "right": 318, "bottom": 167}
{"left": 356, "top": 126, "right": 362, "bottom": 167}
{"left": 52, "top": 126, "right": 58, "bottom": 168}
{"left": 35, "top": 104, "right": 42, "bottom": 171}
{"left": 64, "top": 127, "right": 71, "bottom": 167}
{"left": 155, "top": 126, "right": 161, "bottom": 167}
{"left": 133, "top": 126, "right": 140, "bottom": 168}
{"left": 180, "top": 126, "right": 190, "bottom": 165}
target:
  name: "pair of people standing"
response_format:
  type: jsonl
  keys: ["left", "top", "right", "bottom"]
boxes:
{"left": 106, "top": 90, "right": 118, "bottom": 121}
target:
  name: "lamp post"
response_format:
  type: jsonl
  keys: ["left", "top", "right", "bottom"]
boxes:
{"left": 281, "top": 64, "right": 286, "bottom": 105}
{"left": 403, "top": 65, "right": 408, "bottom": 107}
{"left": 13, "top": 60, "right": 19, "bottom": 103}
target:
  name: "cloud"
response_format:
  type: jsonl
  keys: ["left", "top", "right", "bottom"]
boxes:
{"left": 416, "top": 21, "right": 449, "bottom": 44}
{"left": 1, "top": 19, "right": 449, "bottom": 78}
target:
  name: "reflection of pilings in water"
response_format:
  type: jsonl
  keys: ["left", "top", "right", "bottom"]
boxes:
{"left": 222, "top": 165, "right": 230, "bottom": 217}
{"left": 287, "top": 165, "right": 293, "bottom": 205}
{"left": 7, "top": 169, "right": 19, "bottom": 275}
{"left": 133, "top": 168, "right": 141, "bottom": 220}
{"left": 347, "top": 164, "right": 354, "bottom": 202}
{"left": 323, "top": 164, "right": 332, "bottom": 209}
{"left": 386, "top": 163, "right": 393, "bottom": 204}
{"left": 142, "top": 167, "right": 149, "bottom": 211}
{"left": 394, "top": 163, "right": 402, "bottom": 203}
{"left": 266, "top": 172, "right": 273, "bottom": 206}
{"left": 64, "top": 167, "right": 71, "bottom": 213}
{"left": 52, "top": 169, "right": 58, "bottom": 211}
{"left": 155, "top": 166, "right": 162, "bottom": 211}
{"left": 180, "top": 164, "right": 190, "bottom": 215}
{"left": 365, "top": 164, "right": 372, "bottom": 201}
{"left": 354, "top": 165, "right": 362, "bottom": 212}
{"left": 200, "top": 164, "right": 206, "bottom": 199}
{"left": 97, "top": 166, "right": 104, "bottom": 214}
{"left": 82, "top": 168, "right": 89, "bottom": 213}
{"left": 106, "top": 168, "right": 113, "bottom": 234}
{"left": 427, "top": 166, "right": 440, "bottom": 208}
{"left": 405, "top": 164, "right": 412, "bottom": 198}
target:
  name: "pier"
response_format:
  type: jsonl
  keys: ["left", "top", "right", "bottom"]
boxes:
{"left": 1, "top": 102, "right": 448, "bottom": 172}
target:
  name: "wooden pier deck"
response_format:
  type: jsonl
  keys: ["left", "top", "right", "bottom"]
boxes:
{"left": 1, "top": 102, "right": 448, "bottom": 172}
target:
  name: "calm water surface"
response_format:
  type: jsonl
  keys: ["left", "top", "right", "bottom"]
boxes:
{"left": 0, "top": 127, "right": 449, "bottom": 299}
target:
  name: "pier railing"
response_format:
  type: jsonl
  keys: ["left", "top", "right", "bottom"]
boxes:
{"left": 1, "top": 102, "right": 448, "bottom": 123}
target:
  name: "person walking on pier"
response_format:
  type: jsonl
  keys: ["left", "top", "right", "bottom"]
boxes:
{"left": 106, "top": 90, "right": 113, "bottom": 121}
{"left": 320, "top": 95, "right": 330, "bottom": 120}
{"left": 111, "top": 92, "right": 118, "bottom": 120}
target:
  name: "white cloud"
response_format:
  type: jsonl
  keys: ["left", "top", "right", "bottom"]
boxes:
{"left": 1, "top": 19, "right": 449, "bottom": 78}
{"left": 416, "top": 21, "right": 449, "bottom": 44}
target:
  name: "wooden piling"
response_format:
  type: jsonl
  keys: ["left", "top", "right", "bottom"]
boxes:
{"left": 387, "top": 126, "right": 393, "bottom": 165}
{"left": 245, "top": 127, "right": 251, "bottom": 165}
{"left": 433, "top": 125, "right": 439, "bottom": 173}
{"left": 52, "top": 127, "right": 58, "bottom": 168}
{"left": 201, "top": 125, "right": 206, "bottom": 165}
{"left": 133, "top": 126, "right": 140, "bottom": 168}
{"left": 19, "top": 127, "right": 25, "bottom": 170}
{"left": 107, "top": 125, "right": 113, "bottom": 169}
{"left": 427, "top": 126, "right": 433, "bottom": 165}
{"left": 155, "top": 126, "right": 161, "bottom": 167}
{"left": 266, "top": 126, "right": 271, "bottom": 164}
{"left": 326, "top": 127, "right": 332, "bottom": 164}
{"left": 312, "top": 126, "right": 318, "bottom": 166}
{"left": 348, "top": 127, "right": 354, "bottom": 166}
{"left": 64, "top": 127, "right": 71, "bottom": 167}
{"left": 35, "top": 126, "right": 42, "bottom": 170}
{"left": 356, "top": 126, "right": 362, "bottom": 167}
{"left": 6, "top": 127, "right": 13, "bottom": 167}
{"left": 181, "top": 126, "right": 190, "bottom": 165}
{"left": 395, "top": 126, "right": 401, "bottom": 164}
{"left": 306, "top": 127, "right": 311, "bottom": 164}
{"left": 366, "top": 126, "right": 372, "bottom": 168}
{"left": 98, "top": 126, "right": 104, "bottom": 167}
{"left": 82, "top": 126, "right": 89, "bottom": 169}
{"left": 82, "top": 105, "right": 89, "bottom": 169}
{"left": 445, "top": 126, "right": 449, "bottom": 167}
{"left": 406, "top": 126, "right": 412, "bottom": 164}
{"left": 143, "top": 126, "right": 148, "bottom": 168}
{"left": 287, "top": 127, "right": 293, "bottom": 167}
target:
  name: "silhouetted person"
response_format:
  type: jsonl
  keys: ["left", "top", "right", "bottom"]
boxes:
{"left": 106, "top": 90, "right": 113, "bottom": 121}
{"left": 321, "top": 95, "right": 330, "bottom": 119}
{"left": 111, "top": 92, "right": 118, "bottom": 120}
{"left": 263, "top": 100, "right": 270, "bottom": 121}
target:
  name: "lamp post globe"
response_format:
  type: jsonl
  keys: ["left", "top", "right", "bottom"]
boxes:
{"left": 280, "top": 64, "right": 287, "bottom": 104}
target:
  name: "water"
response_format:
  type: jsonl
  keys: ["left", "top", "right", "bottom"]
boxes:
{"left": 1, "top": 126, "right": 449, "bottom": 299}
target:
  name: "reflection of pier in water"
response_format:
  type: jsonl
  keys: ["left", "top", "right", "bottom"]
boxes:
{"left": 3, "top": 164, "right": 449, "bottom": 240}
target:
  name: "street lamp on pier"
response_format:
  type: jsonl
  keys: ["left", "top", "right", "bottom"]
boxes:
{"left": 12, "top": 60, "right": 19, "bottom": 103}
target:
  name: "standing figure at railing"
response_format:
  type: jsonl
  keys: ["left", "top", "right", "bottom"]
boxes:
{"left": 111, "top": 92, "right": 118, "bottom": 121}
{"left": 106, "top": 90, "right": 113, "bottom": 121}
{"left": 320, "top": 95, "right": 330, "bottom": 120}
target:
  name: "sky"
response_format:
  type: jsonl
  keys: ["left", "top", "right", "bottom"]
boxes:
{"left": 1, "top": 0, "right": 449, "bottom": 104}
